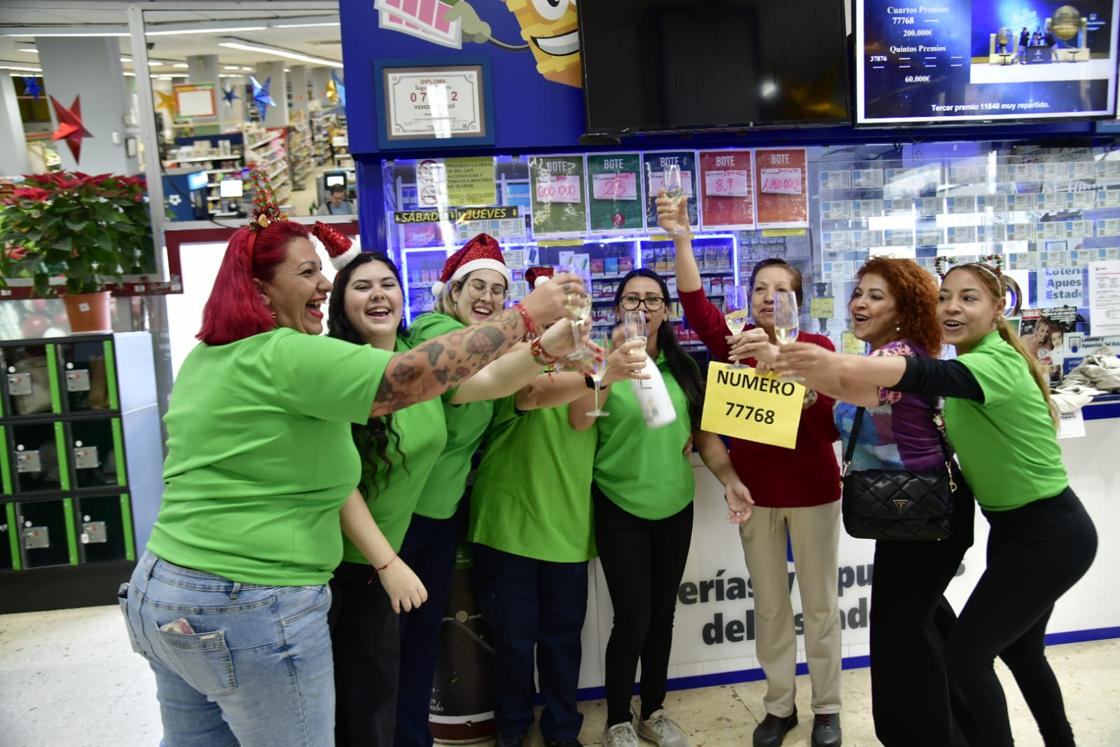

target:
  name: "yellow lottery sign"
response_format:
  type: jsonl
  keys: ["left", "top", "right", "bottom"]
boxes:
{"left": 701, "top": 362, "right": 805, "bottom": 449}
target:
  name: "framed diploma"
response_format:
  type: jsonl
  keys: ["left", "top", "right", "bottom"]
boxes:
{"left": 375, "top": 59, "right": 494, "bottom": 149}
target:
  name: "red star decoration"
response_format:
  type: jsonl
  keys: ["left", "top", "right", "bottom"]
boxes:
{"left": 49, "top": 95, "right": 93, "bottom": 163}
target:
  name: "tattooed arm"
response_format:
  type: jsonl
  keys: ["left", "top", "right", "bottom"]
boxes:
{"left": 370, "top": 275, "right": 580, "bottom": 417}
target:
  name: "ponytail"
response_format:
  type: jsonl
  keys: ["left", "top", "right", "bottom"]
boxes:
{"left": 995, "top": 315, "right": 1059, "bottom": 429}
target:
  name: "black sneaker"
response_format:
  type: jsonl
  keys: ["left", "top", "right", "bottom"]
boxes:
{"left": 498, "top": 735, "right": 526, "bottom": 747}
{"left": 752, "top": 709, "right": 797, "bottom": 747}
{"left": 810, "top": 713, "right": 841, "bottom": 747}
{"left": 545, "top": 740, "right": 582, "bottom": 747}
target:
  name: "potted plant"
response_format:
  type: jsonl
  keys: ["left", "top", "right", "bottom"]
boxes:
{"left": 0, "top": 171, "right": 156, "bottom": 332}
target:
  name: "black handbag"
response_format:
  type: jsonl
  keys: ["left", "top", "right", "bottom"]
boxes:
{"left": 840, "top": 406, "right": 959, "bottom": 541}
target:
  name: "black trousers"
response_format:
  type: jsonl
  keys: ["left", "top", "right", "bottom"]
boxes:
{"left": 945, "top": 487, "right": 1097, "bottom": 747}
{"left": 594, "top": 488, "right": 694, "bottom": 726}
{"left": 870, "top": 487, "right": 975, "bottom": 747}
{"left": 329, "top": 561, "right": 401, "bottom": 747}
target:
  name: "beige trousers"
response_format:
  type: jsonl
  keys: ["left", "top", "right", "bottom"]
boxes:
{"left": 738, "top": 500, "right": 843, "bottom": 717}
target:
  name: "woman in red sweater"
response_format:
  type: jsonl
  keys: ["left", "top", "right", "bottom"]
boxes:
{"left": 658, "top": 197, "right": 842, "bottom": 747}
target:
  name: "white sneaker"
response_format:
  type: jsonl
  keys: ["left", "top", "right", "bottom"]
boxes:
{"left": 603, "top": 721, "right": 641, "bottom": 747}
{"left": 636, "top": 710, "right": 689, "bottom": 747}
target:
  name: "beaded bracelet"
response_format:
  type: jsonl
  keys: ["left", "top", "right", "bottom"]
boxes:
{"left": 531, "top": 337, "right": 557, "bottom": 366}
{"left": 512, "top": 302, "right": 539, "bottom": 340}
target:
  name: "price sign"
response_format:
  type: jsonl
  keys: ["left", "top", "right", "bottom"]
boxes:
{"left": 760, "top": 168, "right": 803, "bottom": 196}
{"left": 535, "top": 174, "right": 582, "bottom": 204}
{"left": 592, "top": 172, "right": 637, "bottom": 201}
{"left": 700, "top": 363, "right": 805, "bottom": 449}
{"left": 704, "top": 169, "right": 749, "bottom": 197}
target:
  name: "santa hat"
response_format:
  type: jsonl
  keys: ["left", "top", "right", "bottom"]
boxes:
{"left": 524, "top": 266, "right": 554, "bottom": 289}
{"left": 432, "top": 233, "right": 511, "bottom": 297}
{"left": 312, "top": 222, "right": 360, "bottom": 271}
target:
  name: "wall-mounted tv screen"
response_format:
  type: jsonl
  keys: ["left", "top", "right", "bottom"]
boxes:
{"left": 855, "top": 0, "right": 1120, "bottom": 124}
{"left": 578, "top": 0, "right": 850, "bottom": 136}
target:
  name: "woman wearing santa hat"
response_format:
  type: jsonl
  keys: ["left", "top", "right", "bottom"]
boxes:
{"left": 397, "top": 234, "right": 646, "bottom": 747}
{"left": 118, "top": 172, "right": 585, "bottom": 747}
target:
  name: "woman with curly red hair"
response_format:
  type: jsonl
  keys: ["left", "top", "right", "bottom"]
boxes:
{"left": 832, "top": 257, "right": 975, "bottom": 747}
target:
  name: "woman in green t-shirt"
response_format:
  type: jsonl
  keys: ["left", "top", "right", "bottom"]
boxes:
{"left": 395, "top": 235, "right": 649, "bottom": 747}
{"left": 119, "top": 208, "right": 583, "bottom": 747}
{"left": 569, "top": 269, "right": 753, "bottom": 747}
{"left": 773, "top": 262, "right": 1098, "bottom": 747}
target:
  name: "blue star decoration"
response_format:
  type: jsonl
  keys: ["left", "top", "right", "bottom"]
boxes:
{"left": 250, "top": 76, "right": 275, "bottom": 121}
{"left": 23, "top": 76, "right": 43, "bottom": 101}
{"left": 221, "top": 87, "right": 239, "bottom": 107}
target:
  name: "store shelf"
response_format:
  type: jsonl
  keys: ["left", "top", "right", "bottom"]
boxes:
{"left": 246, "top": 131, "right": 283, "bottom": 150}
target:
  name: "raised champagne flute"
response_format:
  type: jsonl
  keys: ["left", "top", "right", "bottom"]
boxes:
{"left": 621, "top": 310, "right": 650, "bottom": 389}
{"left": 772, "top": 289, "right": 803, "bottom": 382}
{"left": 724, "top": 285, "right": 750, "bottom": 369}
{"left": 557, "top": 264, "right": 591, "bottom": 359}
{"left": 585, "top": 336, "right": 610, "bottom": 417}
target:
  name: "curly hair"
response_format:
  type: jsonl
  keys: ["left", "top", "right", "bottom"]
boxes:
{"left": 326, "top": 252, "right": 408, "bottom": 494}
{"left": 855, "top": 257, "right": 942, "bottom": 356}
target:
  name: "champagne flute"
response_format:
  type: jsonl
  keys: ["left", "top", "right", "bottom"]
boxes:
{"left": 621, "top": 310, "right": 650, "bottom": 389}
{"left": 663, "top": 164, "right": 684, "bottom": 203}
{"left": 724, "top": 285, "right": 750, "bottom": 369}
{"left": 585, "top": 336, "right": 610, "bottom": 418}
{"left": 772, "top": 289, "right": 803, "bottom": 382}
{"left": 557, "top": 263, "right": 591, "bottom": 359}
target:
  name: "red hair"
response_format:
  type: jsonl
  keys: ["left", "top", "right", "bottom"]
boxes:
{"left": 197, "top": 221, "right": 312, "bottom": 345}
{"left": 856, "top": 257, "right": 942, "bottom": 356}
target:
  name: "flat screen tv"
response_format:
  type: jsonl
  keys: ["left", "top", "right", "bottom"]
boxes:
{"left": 578, "top": 0, "right": 851, "bottom": 136}
{"left": 855, "top": 0, "right": 1120, "bottom": 125}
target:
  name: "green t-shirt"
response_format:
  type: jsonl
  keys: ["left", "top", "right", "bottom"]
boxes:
{"left": 408, "top": 312, "right": 493, "bottom": 519}
{"left": 594, "top": 353, "right": 696, "bottom": 520}
{"left": 342, "top": 335, "right": 447, "bottom": 559}
{"left": 945, "top": 330, "right": 1068, "bottom": 511}
{"left": 148, "top": 328, "right": 388, "bottom": 585}
{"left": 469, "top": 399, "right": 597, "bottom": 562}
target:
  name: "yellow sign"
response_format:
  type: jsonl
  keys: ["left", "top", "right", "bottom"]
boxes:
{"left": 445, "top": 156, "right": 496, "bottom": 207}
{"left": 809, "top": 297, "right": 835, "bottom": 319}
{"left": 841, "top": 331, "right": 867, "bottom": 355}
{"left": 701, "top": 362, "right": 805, "bottom": 449}
{"left": 761, "top": 228, "right": 806, "bottom": 237}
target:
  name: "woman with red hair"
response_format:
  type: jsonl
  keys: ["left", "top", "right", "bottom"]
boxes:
{"left": 826, "top": 257, "right": 975, "bottom": 747}
{"left": 117, "top": 190, "right": 582, "bottom": 747}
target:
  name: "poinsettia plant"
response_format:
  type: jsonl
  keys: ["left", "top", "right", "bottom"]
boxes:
{"left": 0, "top": 171, "right": 156, "bottom": 296}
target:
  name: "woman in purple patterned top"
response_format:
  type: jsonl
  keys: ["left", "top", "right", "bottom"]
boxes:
{"left": 833, "top": 258, "right": 976, "bottom": 747}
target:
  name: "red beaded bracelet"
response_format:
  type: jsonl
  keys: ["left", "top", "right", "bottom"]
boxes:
{"left": 512, "top": 302, "right": 539, "bottom": 340}
{"left": 531, "top": 337, "right": 557, "bottom": 365}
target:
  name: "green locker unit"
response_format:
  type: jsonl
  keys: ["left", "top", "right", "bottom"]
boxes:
{"left": 0, "top": 332, "right": 163, "bottom": 613}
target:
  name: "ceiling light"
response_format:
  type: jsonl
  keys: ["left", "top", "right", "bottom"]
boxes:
{"left": 218, "top": 38, "right": 343, "bottom": 69}
{"left": 146, "top": 25, "right": 267, "bottom": 37}
{"left": 18, "top": 47, "right": 37, "bottom": 54}
{"left": 0, "top": 64, "right": 43, "bottom": 72}
{"left": 284, "top": 68, "right": 291, "bottom": 73}
{"left": 173, "top": 63, "right": 189, "bottom": 69}
{"left": 1, "top": 29, "right": 129, "bottom": 37}
{"left": 223, "top": 65, "right": 242, "bottom": 70}
{"left": 272, "top": 22, "right": 341, "bottom": 29}
{"left": 241, "top": 66, "right": 254, "bottom": 71}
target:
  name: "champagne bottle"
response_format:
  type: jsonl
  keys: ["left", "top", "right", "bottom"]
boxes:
{"left": 629, "top": 357, "right": 677, "bottom": 428}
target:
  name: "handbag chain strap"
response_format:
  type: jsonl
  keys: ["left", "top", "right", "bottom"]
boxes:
{"left": 841, "top": 405, "right": 958, "bottom": 492}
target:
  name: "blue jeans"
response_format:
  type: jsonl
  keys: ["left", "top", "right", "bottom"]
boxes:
{"left": 120, "top": 551, "right": 335, "bottom": 746}
{"left": 396, "top": 512, "right": 464, "bottom": 747}
{"left": 472, "top": 544, "right": 588, "bottom": 742}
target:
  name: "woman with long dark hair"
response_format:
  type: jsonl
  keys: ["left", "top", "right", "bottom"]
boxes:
{"left": 569, "top": 268, "right": 752, "bottom": 747}
{"left": 327, "top": 244, "right": 593, "bottom": 747}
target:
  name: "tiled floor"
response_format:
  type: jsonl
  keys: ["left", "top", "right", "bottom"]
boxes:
{"left": 1, "top": 604, "right": 1118, "bottom": 746}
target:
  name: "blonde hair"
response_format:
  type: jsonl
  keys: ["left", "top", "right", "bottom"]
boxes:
{"left": 433, "top": 280, "right": 460, "bottom": 317}
{"left": 947, "top": 265, "right": 1058, "bottom": 428}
